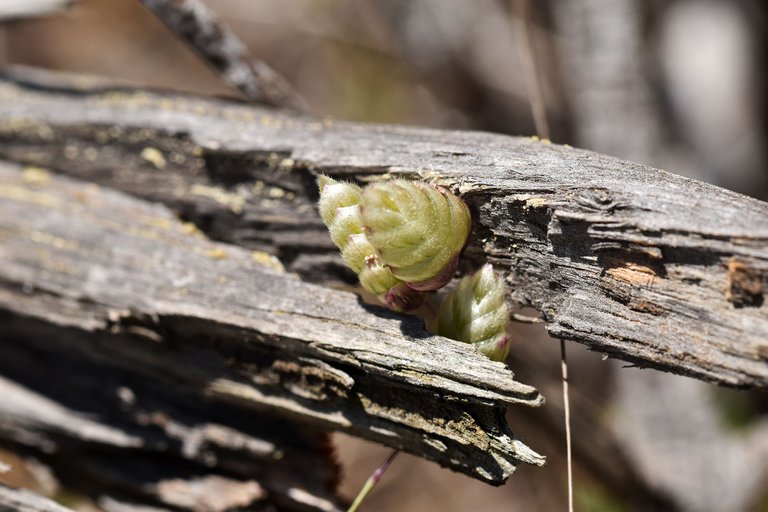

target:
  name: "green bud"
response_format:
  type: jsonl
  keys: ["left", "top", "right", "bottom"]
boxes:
{"left": 431, "top": 264, "right": 511, "bottom": 361}
{"left": 317, "top": 175, "right": 362, "bottom": 227}
{"left": 360, "top": 180, "right": 471, "bottom": 290}
{"left": 317, "top": 175, "right": 425, "bottom": 312}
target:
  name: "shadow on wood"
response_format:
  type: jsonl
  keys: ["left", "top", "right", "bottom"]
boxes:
{"left": 0, "top": 161, "right": 543, "bottom": 506}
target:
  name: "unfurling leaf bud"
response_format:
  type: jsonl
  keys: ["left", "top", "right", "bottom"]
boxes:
{"left": 430, "top": 264, "right": 511, "bottom": 362}
{"left": 360, "top": 180, "right": 471, "bottom": 290}
{"left": 317, "top": 176, "right": 424, "bottom": 312}
{"left": 317, "top": 175, "right": 362, "bottom": 227}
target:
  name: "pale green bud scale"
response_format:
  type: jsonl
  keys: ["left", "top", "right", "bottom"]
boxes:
{"left": 317, "top": 175, "right": 425, "bottom": 312}
{"left": 361, "top": 180, "right": 471, "bottom": 289}
{"left": 431, "top": 264, "right": 511, "bottom": 362}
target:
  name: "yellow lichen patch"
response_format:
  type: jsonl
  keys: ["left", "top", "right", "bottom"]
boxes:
{"left": 525, "top": 196, "right": 549, "bottom": 209}
{"left": 259, "top": 115, "right": 283, "bottom": 128}
{"left": 107, "top": 126, "right": 123, "bottom": 138}
{"left": 95, "top": 130, "right": 110, "bottom": 144}
{"left": 0, "top": 117, "right": 54, "bottom": 140}
{"left": 64, "top": 145, "right": 79, "bottom": 159}
{"left": 74, "top": 184, "right": 102, "bottom": 205}
{"left": 157, "top": 98, "right": 176, "bottom": 112}
{"left": 189, "top": 184, "right": 245, "bottom": 214}
{"left": 169, "top": 152, "right": 187, "bottom": 165}
{"left": 28, "top": 230, "right": 80, "bottom": 251}
{"left": 278, "top": 158, "right": 295, "bottom": 170}
{"left": 96, "top": 91, "right": 152, "bottom": 108}
{"left": 36, "top": 249, "right": 77, "bottom": 274}
{"left": 530, "top": 135, "right": 540, "bottom": 142}
{"left": 21, "top": 166, "right": 50, "bottom": 186}
{"left": 0, "top": 184, "right": 60, "bottom": 208}
{"left": 251, "top": 251, "right": 285, "bottom": 272}
{"left": 143, "top": 216, "right": 174, "bottom": 230}
{"left": 208, "top": 247, "right": 228, "bottom": 260}
{"left": 222, "top": 109, "right": 256, "bottom": 123}
{"left": 181, "top": 222, "right": 205, "bottom": 238}
{"left": 606, "top": 263, "right": 658, "bottom": 287}
{"left": 83, "top": 147, "right": 99, "bottom": 161}
{"left": 140, "top": 147, "right": 167, "bottom": 169}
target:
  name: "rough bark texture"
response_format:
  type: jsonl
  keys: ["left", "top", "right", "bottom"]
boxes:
{"left": 555, "top": 3, "right": 768, "bottom": 511}
{"left": 0, "top": 67, "right": 765, "bottom": 388}
{"left": 0, "top": 161, "right": 543, "bottom": 493}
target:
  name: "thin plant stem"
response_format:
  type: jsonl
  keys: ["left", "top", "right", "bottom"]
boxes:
{"left": 347, "top": 449, "right": 400, "bottom": 512}
{"left": 512, "top": 3, "right": 573, "bottom": 510}
{"left": 561, "top": 339, "right": 574, "bottom": 512}
{"left": 512, "top": 0, "right": 551, "bottom": 140}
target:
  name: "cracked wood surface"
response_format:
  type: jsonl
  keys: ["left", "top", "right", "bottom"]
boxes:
{"left": 0, "top": 67, "right": 765, "bottom": 387}
{"left": 0, "top": 161, "right": 544, "bottom": 487}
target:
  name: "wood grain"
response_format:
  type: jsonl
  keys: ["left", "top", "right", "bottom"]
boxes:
{"left": 0, "top": 161, "right": 543, "bottom": 488}
{"left": 0, "top": 67, "right": 765, "bottom": 387}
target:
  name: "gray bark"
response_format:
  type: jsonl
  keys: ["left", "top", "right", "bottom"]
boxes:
{"left": 0, "top": 66, "right": 765, "bottom": 388}
{"left": 0, "top": 160, "right": 543, "bottom": 493}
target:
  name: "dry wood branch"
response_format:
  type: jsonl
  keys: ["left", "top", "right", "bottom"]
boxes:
{"left": 137, "top": 0, "right": 309, "bottom": 112}
{"left": 0, "top": 67, "right": 765, "bottom": 388}
{"left": 0, "top": 161, "right": 543, "bottom": 486}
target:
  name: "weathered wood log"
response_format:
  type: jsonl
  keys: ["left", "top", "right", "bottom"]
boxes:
{"left": 0, "top": 162, "right": 544, "bottom": 490}
{"left": 0, "top": 66, "right": 765, "bottom": 387}
{"left": 0, "top": 485, "right": 74, "bottom": 512}
{"left": 0, "top": 372, "right": 338, "bottom": 512}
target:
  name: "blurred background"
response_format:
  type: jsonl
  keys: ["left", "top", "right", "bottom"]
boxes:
{"left": 1, "top": 0, "right": 768, "bottom": 511}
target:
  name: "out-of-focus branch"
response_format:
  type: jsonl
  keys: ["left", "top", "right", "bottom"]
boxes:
{"left": 511, "top": 0, "right": 550, "bottom": 140}
{"left": 0, "top": 0, "right": 71, "bottom": 21}
{"left": 138, "top": 0, "right": 310, "bottom": 112}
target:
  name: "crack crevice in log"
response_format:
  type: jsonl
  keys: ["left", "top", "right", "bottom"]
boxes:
{"left": 0, "top": 161, "right": 543, "bottom": 488}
